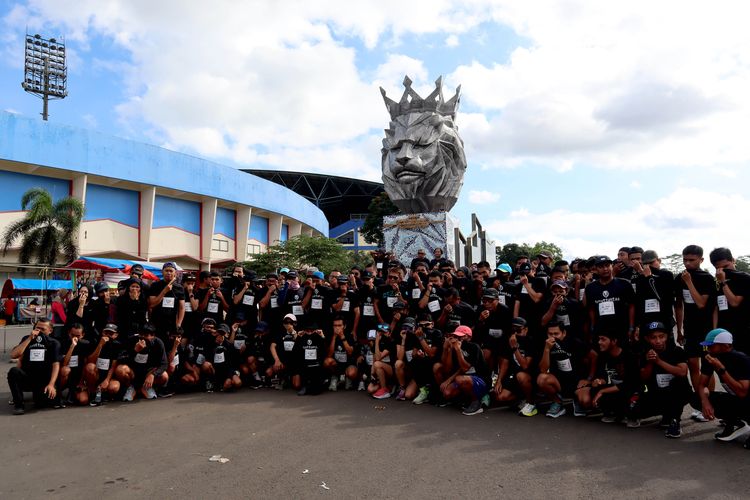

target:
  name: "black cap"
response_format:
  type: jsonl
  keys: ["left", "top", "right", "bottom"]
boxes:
{"left": 182, "top": 273, "right": 196, "bottom": 282}
{"left": 255, "top": 321, "right": 270, "bottom": 332}
{"left": 216, "top": 324, "right": 231, "bottom": 334}
{"left": 131, "top": 264, "right": 145, "bottom": 273}
{"left": 388, "top": 260, "right": 401, "bottom": 268}
{"left": 482, "top": 288, "right": 499, "bottom": 299}
{"left": 102, "top": 323, "right": 118, "bottom": 333}
{"left": 287, "top": 271, "right": 298, "bottom": 279}
{"left": 337, "top": 275, "right": 349, "bottom": 283}
{"left": 401, "top": 317, "right": 416, "bottom": 330}
{"left": 94, "top": 282, "right": 109, "bottom": 294}
{"left": 361, "top": 271, "right": 373, "bottom": 279}
{"left": 511, "top": 317, "right": 527, "bottom": 327}
{"left": 519, "top": 262, "right": 532, "bottom": 273}
{"left": 645, "top": 321, "right": 668, "bottom": 334}
{"left": 593, "top": 255, "right": 613, "bottom": 265}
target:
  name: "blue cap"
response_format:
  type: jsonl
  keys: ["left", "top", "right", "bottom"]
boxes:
{"left": 312, "top": 271, "right": 324, "bottom": 279}
{"left": 701, "top": 328, "right": 733, "bottom": 346}
{"left": 279, "top": 268, "right": 290, "bottom": 274}
{"left": 496, "top": 263, "right": 513, "bottom": 274}
{"left": 377, "top": 323, "right": 390, "bottom": 332}
{"left": 255, "top": 321, "right": 270, "bottom": 332}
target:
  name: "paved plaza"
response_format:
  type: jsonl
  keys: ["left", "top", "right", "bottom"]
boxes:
{"left": 1, "top": 380, "right": 747, "bottom": 499}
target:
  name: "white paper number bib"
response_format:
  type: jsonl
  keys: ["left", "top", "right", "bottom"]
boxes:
{"left": 311, "top": 298, "right": 323, "bottom": 310}
{"left": 135, "top": 353, "right": 149, "bottom": 364}
{"left": 68, "top": 355, "right": 79, "bottom": 368}
{"left": 717, "top": 295, "right": 728, "bottom": 311}
{"left": 292, "top": 305, "right": 304, "bottom": 315}
{"left": 207, "top": 302, "right": 219, "bottom": 313}
{"left": 412, "top": 288, "right": 421, "bottom": 299}
{"left": 243, "top": 295, "right": 255, "bottom": 306}
{"left": 655, "top": 373, "right": 673, "bottom": 388}
{"left": 488, "top": 329, "right": 503, "bottom": 338}
{"left": 334, "top": 351, "right": 347, "bottom": 363}
{"left": 214, "top": 352, "right": 225, "bottom": 364}
{"left": 386, "top": 296, "right": 397, "bottom": 308}
{"left": 598, "top": 301, "right": 615, "bottom": 316}
{"left": 96, "top": 358, "right": 111, "bottom": 370}
{"left": 644, "top": 299, "right": 660, "bottom": 313}
{"left": 682, "top": 289, "right": 695, "bottom": 304}
{"left": 29, "top": 349, "right": 45, "bottom": 362}
{"left": 162, "top": 297, "right": 175, "bottom": 309}
{"left": 304, "top": 347, "right": 317, "bottom": 360}
{"left": 171, "top": 354, "right": 180, "bottom": 367}
{"left": 284, "top": 341, "right": 295, "bottom": 351}
{"left": 363, "top": 304, "right": 374, "bottom": 316}
{"left": 428, "top": 300, "right": 441, "bottom": 313}
{"left": 556, "top": 358, "right": 573, "bottom": 372}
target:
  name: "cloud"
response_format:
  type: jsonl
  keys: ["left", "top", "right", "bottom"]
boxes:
{"left": 485, "top": 187, "right": 750, "bottom": 266}
{"left": 445, "top": 34, "right": 459, "bottom": 47}
{"left": 468, "top": 190, "right": 500, "bottom": 204}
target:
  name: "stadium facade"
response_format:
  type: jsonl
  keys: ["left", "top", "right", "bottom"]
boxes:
{"left": 0, "top": 111, "right": 328, "bottom": 273}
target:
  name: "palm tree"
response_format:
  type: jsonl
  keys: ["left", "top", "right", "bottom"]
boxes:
{"left": 1, "top": 187, "right": 85, "bottom": 265}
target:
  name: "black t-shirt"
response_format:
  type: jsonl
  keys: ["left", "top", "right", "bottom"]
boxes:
{"left": 65, "top": 298, "right": 97, "bottom": 336}
{"left": 272, "top": 330, "right": 297, "bottom": 362}
{"left": 700, "top": 349, "right": 750, "bottom": 397}
{"left": 148, "top": 280, "right": 185, "bottom": 328}
{"left": 205, "top": 339, "right": 239, "bottom": 372}
{"left": 331, "top": 289, "right": 360, "bottom": 329}
{"left": 640, "top": 343, "right": 688, "bottom": 391}
{"left": 634, "top": 268, "right": 675, "bottom": 328}
{"left": 115, "top": 294, "right": 148, "bottom": 338}
{"left": 442, "top": 300, "right": 476, "bottom": 332}
{"left": 595, "top": 348, "right": 639, "bottom": 394}
{"left": 547, "top": 337, "right": 591, "bottom": 380}
{"left": 93, "top": 339, "right": 125, "bottom": 373}
{"left": 195, "top": 287, "right": 225, "bottom": 324}
{"left": 496, "top": 282, "right": 517, "bottom": 312}
{"left": 124, "top": 336, "right": 168, "bottom": 376}
{"left": 376, "top": 283, "right": 407, "bottom": 324}
{"left": 283, "top": 286, "right": 307, "bottom": 319}
{"left": 419, "top": 286, "right": 447, "bottom": 322}
{"left": 452, "top": 340, "right": 491, "bottom": 384}
{"left": 258, "top": 285, "right": 283, "bottom": 333}
{"left": 305, "top": 285, "right": 333, "bottom": 328}
{"left": 674, "top": 269, "right": 716, "bottom": 338}
{"left": 500, "top": 334, "right": 538, "bottom": 375}
{"left": 585, "top": 278, "right": 635, "bottom": 336}
{"left": 331, "top": 333, "right": 356, "bottom": 365}
{"left": 19, "top": 334, "right": 61, "bottom": 377}
{"left": 295, "top": 332, "right": 327, "bottom": 367}
{"left": 59, "top": 337, "right": 95, "bottom": 371}
{"left": 189, "top": 331, "right": 214, "bottom": 365}
{"left": 357, "top": 286, "right": 379, "bottom": 333}
{"left": 230, "top": 282, "right": 260, "bottom": 328}
{"left": 717, "top": 270, "right": 750, "bottom": 343}
{"left": 514, "top": 277, "right": 547, "bottom": 327}
{"left": 375, "top": 333, "right": 397, "bottom": 365}
{"left": 542, "top": 297, "right": 584, "bottom": 338}
{"left": 246, "top": 333, "right": 273, "bottom": 363}
{"left": 473, "top": 303, "right": 513, "bottom": 351}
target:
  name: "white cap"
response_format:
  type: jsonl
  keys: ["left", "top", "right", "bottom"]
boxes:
{"left": 283, "top": 313, "right": 297, "bottom": 322}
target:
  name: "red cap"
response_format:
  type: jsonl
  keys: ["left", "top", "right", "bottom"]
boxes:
{"left": 453, "top": 325, "right": 472, "bottom": 338}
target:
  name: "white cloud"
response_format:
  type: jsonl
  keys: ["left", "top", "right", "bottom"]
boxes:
{"left": 468, "top": 190, "right": 500, "bottom": 204}
{"left": 486, "top": 187, "right": 750, "bottom": 266}
{"left": 630, "top": 180, "right": 641, "bottom": 189}
{"left": 445, "top": 34, "right": 459, "bottom": 47}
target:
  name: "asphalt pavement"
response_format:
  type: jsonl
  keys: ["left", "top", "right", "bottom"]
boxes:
{"left": 0, "top": 381, "right": 748, "bottom": 499}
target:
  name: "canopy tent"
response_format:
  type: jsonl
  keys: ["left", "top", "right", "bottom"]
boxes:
{"left": 66, "top": 257, "right": 183, "bottom": 281}
{"left": 2, "top": 279, "right": 73, "bottom": 298}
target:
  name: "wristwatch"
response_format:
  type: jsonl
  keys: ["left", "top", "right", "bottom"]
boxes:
{"left": 716, "top": 367, "right": 726, "bottom": 376}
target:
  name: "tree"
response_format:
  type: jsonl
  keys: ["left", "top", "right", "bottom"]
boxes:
{"left": 239, "top": 234, "right": 357, "bottom": 276}
{"left": 736, "top": 255, "right": 750, "bottom": 273}
{"left": 2, "top": 187, "right": 85, "bottom": 265}
{"left": 661, "top": 253, "right": 684, "bottom": 274}
{"left": 495, "top": 241, "right": 564, "bottom": 266}
{"left": 360, "top": 192, "right": 399, "bottom": 249}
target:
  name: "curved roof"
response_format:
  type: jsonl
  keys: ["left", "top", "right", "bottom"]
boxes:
{"left": 0, "top": 112, "right": 328, "bottom": 234}
{"left": 246, "top": 169, "right": 384, "bottom": 228}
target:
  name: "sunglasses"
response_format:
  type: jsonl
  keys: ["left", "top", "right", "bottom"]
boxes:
{"left": 388, "top": 276, "right": 399, "bottom": 280}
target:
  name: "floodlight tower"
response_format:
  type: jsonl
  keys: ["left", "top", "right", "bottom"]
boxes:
{"left": 22, "top": 33, "right": 68, "bottom": 121}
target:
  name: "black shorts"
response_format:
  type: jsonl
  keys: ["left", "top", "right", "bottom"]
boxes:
{"left": 551, "top": 372, "right": 578, "bottom": 396}
{"left": 501, "top": 374, "right": 521, "bottom": 396}
{"left": 683, "top": 334, "right": 705, "bottom": 358}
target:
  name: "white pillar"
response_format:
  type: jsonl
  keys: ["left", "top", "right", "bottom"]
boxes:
{"left": 139, "top": 186, "right": 156, "bottom": 260}
{"left": 288, "top": 220, "right": 302, "bottom": 238}
{"left": 236, "top": 206, "right": 252, "bottom": 261}
{"left": 268, "top": 214, "right": 283, "bottom": 246}
{"left": 201, "top": 198, "right": 217, "bottom": 270}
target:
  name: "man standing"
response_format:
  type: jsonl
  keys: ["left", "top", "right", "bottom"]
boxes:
{"left": 8, "top": 319, "right": 62, "bottom": 414}
{"left": 710, "top": 247, "right": 750, "bottom": 355}
{"left": 148, "top": 262, "right": 185, "bottom": 343}
{"left": 584, "top": 256, "right": 636, "bottom": 344}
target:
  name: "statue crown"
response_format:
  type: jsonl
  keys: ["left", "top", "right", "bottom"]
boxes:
{"left": 380, "top": 75, "right": 461, "bottom": 120}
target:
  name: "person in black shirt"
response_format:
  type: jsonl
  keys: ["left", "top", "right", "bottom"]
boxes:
{"left": 116, "top": 279, "right": 148, "bottom": 339}
{"left": 8, "top": 319, "right": 61, "bottom": 414}
{"left": 323, "top": 316, "right": 358, "bottom": 391}
{"left": 148, "top": 262, "right": 185, "bottom": 343}
{"left": 631, "top": 250, "right": 675, "bottom": 331}
{"left": 302, "top": 271, "right": 333, "bottom": 333}
{"left": 541, "top": 280, "right": 583, "bottom": 340}
{"left": 117, "top": 263, "right": 149, "bottom": 296}
{"left": 584, "top": 255, "right": 636, "bottom": 344}
{"left": 691, "top": 329, "right": 750, "bottom": 445}
{"left": 474, "top": 287, "right": 513, "bottom": 369}
{"left": 197, "top": 272, "right": 230, "bottom": 324}
{"left": 91, "top": 282, "right": 112, "bottom": 337}
{"left": 710, "top": 247, "right": 750, "bottom": 355}
{"left": 417, "top": 271, "right": 447, "bottom": 322}
{"left": 437, "top": 288, "right": 475, "bottom": 333}
{"left": 258, "top": 273, "right": 283, "bottom": 334}
{"left": 368, "top": 323, "right": 397, "bottom": 399}
{"left": 577, "top": 330, "right": 639, "bottom": 423}
{"left": 538, "top": 322, "right": 597, "bottom": 418}
{"left": 331, "top": 276, "right": 360, "bottom": 338}
{"left": 493, "top": 317, "right": 538, "bottom": 417}
{"left": 270, "top": 314, "right": 299, "bottom": 388}
{"left": 674, "top": 245, "right": 716, "bottom": 422}
{"left": 513, "top": 262, "right": 546, "bottom": 337}
{"left": 181, "top": 274, "right": 200, "bottom": 340}
{"left": 229, "top": 269, "right": 259, "bottom": 332}
{"left": 65, "top": 285, "right": 97, "bottom": 339}
{"left": 434, "top": 325, "right": 490, "bottom": 416}
{"left": 294, "top": 321, "right": 327, "bottom": 395}
{"left": 115, "top": 325, "right": 168, "bottom": 401}
{"left": 408, "top": 314, "right": 444, "bottom": 405}
{"left": 375, "top": 270, "right": 407, "bottom": 325}
{"left": 357, "top": 272, "right": 379, "bottom": 341}
{"left": 632, "top": 322, "right": 690, "bottom": 437}
{"left": 58, "top": 323, "right": 95, "bottom": 406}
{"left": 243, "top": 321, "right": 274, "bottom": 388}
{"left": 202, "top": 323, "right": 242, "bottom": 392}
{"left": 83, "top": 323, "right": 124, "bottom": 406}
{"left": 429, "top": 247, "right": 447, "bottom": 270}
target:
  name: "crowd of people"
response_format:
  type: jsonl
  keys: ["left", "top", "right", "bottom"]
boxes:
{"left": 7, "top": 245, "right": 750, "bottom": 450}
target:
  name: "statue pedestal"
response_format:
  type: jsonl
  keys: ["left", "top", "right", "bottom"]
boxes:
{"left": 383, "top": 212, "right": 460, "bottom": 268}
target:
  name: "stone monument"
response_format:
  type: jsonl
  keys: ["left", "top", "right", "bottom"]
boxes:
{"left": 380, "top": 76, "right": 466, "bottom": 265}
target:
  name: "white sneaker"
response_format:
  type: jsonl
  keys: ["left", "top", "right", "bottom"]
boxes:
{"left": 357, "top": 381, "right": 366, "bottom": 391}
{"left": 144, "top": 387, "right": 157, "bottom": 400}
{"left": 328, "top": 377, "right": 338, "bottom": 392}
{"left": 691, "top": 410, "right": 709, "bottom": 422}
{"left": 519, "top": 403, "right": 538, "bottom": 417}
{"left": 344, "top": 378, "right": 353, "bottom": 390}
{"left": 123, "top": 386, "right": 136, "bottom": 402}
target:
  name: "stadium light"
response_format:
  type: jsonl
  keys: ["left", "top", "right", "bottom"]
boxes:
{"left": 22, "top": 33, "right": 68, "bottom": 121}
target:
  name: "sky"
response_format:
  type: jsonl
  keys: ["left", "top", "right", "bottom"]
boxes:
{"left": 2, "top": 0, "right": 750, "bottom": 265}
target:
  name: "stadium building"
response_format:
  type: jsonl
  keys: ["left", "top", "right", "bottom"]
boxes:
{"left": 0, "top": 111, "right": 328, "bottom": 274}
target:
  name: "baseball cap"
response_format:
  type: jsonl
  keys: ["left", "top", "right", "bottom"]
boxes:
{"left": 361, "top": 271, "right": 373, "bottom": 279}
{"left": 283, "top": 313, "right": 297, "bottom": 323}
{"left": 182, "top": 273, "right": 196, "bottom": 282}
{"left": 162, "top": 262, "right": 176, "bottom": 270}
{"left": 201, "top": 317, "right": 217, "bottom": 326}
{"left": 642, "top": 250, "right": 659, "bottom": 264}
{"left": 511, "top": 317, "right": 527, "bottom": 327}
{"left": 337, "top": 275, "right": 349, "bottom": 283}
{"left": 255, "top": 321, "right": 270, "bottom": 333}
{"left": 102, "top": 323, "right": 118, "bottom": 333}
{"left": 266, "top": 273, "right": 278, "bottom": 279}
{"left": 94, "top": 282, "right": 109, "bottom": 294}
{"left": 376, "top": 323, "right": 390, "bottom": 332}
{"left": 518, "top": 262, "right": 532, "bottom": 273}
{"left": 216, "top": 324, "right": 231, "bottom": 334}
{"left": 551, "top": 279, "right": 569, "bottom": 289}
{"left": 452, "top": 325, "right": 472, "bottom": 338}
{"left": 401, "top": 317, "right": 416, "bottom": 331}
{"left": 312, "top": 271, "right": 325, "bottom": 280}
{"left": 482, "top": 288, "right": 499, "bottom": 299}
{"left": 593, "top": 255, "right": 613, "bottom": 265}
{"left": 286, "top": 271, "right": 298, "bottom": 279}
{"left": 388, "top": 260, "right": 402, "bottom": 268}
{"left": 496, "top": 263, "right": 513, "bottom": 274}
{"left": 131, "top": 264, "right": 145, "bottom": 274}
{"left": 645, "top": 321, "right": 668, "bottom": 334}
{"left": 700, "top": 328, "right": 733, "bottom": 346}
{"left": 537, "top": 250, "right": 553, "bottom": 259}
{"left": 279, "top": 268, "right": 290, "bottom": 274}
